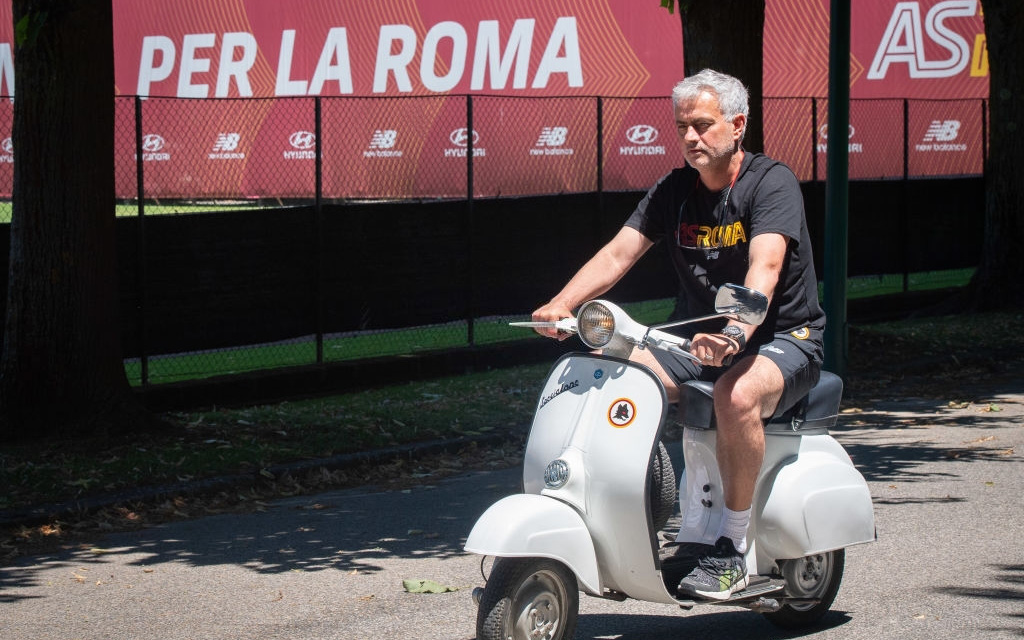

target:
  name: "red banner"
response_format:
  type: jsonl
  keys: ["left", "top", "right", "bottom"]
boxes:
{"left": 764, "top": 0, "right": 988, "bottom": 180}
{"left": 0, "top": 1, "right": 991, "bottom": 199}
{"left": 765, "top": 0, "right": 988, "bottom": 99}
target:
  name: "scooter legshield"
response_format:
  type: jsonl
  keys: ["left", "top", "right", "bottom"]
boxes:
{"left": 464, "top": 493, "right": 601, "bottom": 595}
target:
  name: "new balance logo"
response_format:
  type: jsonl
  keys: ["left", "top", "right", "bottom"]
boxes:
{"left": 213, "top": 133, "right": 241, "bottom": 152}
{"left": 923, "top": 120, "right": 961, "bottom": 142}
{"left": 209, "top": 132, "right": 244, "bottom": 159}
{"left": 535, "top": 126, "right": 568, "bottom": 147}
{"left": 369, "top": 129, "right": 398, "bottom": 149}
{"left": 364, "top": 129, "right": 403, "bottom": 158}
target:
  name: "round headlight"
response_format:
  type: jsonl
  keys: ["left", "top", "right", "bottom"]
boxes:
{"left": 577, "top": 301, "right": 615, "bottom": 349}
{"left": 544, "top": 459, "right": 570, "bottom": 489}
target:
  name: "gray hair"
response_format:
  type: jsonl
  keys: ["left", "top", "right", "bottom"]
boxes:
{"left": 671, "top": 69, "right": 750, "bottom": 122}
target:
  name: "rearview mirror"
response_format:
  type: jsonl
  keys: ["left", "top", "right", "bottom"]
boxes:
{"left": 714, "top": 284, "right": 768, "bottom": 326}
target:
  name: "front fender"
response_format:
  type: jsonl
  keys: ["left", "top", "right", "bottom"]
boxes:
{"left": 465, "top": 494, "right": 600, "bottom": 595}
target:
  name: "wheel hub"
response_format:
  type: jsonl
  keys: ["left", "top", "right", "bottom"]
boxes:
{"left": 514, "top": 571, "right": 567, "bottom": 640}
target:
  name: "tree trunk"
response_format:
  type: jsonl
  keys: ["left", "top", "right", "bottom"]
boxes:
{"left": 678, "top": 0, "right": 766, "bottom": 153}
{"left": 972, "top": 0, "right": 1024, "bottom": 309}
{"left": 0, "top": 0, "right": 162, "bottom": 441}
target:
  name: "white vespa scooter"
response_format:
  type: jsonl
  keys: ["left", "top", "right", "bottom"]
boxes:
{"left": 465, "top": 284, "right": 875, "bottom": 640}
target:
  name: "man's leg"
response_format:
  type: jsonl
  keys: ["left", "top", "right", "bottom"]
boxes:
{"left": 677, "top": 354, "right": 784, "bottom": 601}
{"left": 629, "top": 345, "right": 683, "bottom": 403}
{"left": 712, "top": 354, "right": 785, "bottom": 514}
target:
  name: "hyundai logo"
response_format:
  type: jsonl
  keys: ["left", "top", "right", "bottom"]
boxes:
{"left": 818, "top": 124, "right": 855, "bottom": 140}
{"left": 449, "top": 128, "right": 480, "bottom": 147}
{"left": 289, "top": 131, "right": 316, "bottom": 150}
{"left": 626, "top": 124, "right": 659, "bottom": 145}
{"left": 1, "top": 138, "right": 11, "bottom": 154}
{"left": 141, "top": 134, "right": 165, "bottom": 152}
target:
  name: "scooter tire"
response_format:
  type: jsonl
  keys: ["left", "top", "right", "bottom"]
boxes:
{"left": 764, "top": 548, "right": 845, "bottom": 629}
{"left": 649, "top": 440, "right": 677, "bottom": 532}
{"left": 477, "top": 557, "right": 579, "bottom": 640}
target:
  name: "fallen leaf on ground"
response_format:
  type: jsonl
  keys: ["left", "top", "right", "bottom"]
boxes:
{"left": 403, "top": 579, "right": 458, "bottom": 593}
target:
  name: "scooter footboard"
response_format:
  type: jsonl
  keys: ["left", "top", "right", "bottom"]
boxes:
{"left": 465, "top": 494, "right": 601, "bottom": 595}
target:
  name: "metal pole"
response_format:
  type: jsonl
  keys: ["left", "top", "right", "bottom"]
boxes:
{"left": 466, "top": 95, "right": 476, "bottom": 347}
{"left": 314, "top": 96, "right": 324, "bottom": 364}
{"left": 902, "top": 98, "right": 910, "bottom": 293}
{"left": 823, "top": 0, "right": 850, "bottom": 377}
{"left": 133, "top": 96, "right": 148, "bottom": 386}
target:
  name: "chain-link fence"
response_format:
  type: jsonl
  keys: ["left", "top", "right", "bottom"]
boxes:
{"left": 0, "top": 95, "right": 987, "bottom": 387}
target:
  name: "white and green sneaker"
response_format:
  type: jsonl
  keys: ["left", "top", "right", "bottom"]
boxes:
{"left": 677, "top": 536, "right": 749, "bottom": 600}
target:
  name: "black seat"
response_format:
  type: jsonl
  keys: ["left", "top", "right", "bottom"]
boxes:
{"left": 678, "top": 370, "right": 843, "bottom": 435}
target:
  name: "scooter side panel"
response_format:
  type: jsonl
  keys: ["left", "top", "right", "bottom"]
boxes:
{"left": 464, "top": 494, "right": 602, "bottom": 595}
{"left": 757, "top": 436, "right": 876, "bottom": 559}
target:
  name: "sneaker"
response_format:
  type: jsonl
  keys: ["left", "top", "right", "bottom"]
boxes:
{"left": 677, "top": 536, "right": 748, "bottom": 601}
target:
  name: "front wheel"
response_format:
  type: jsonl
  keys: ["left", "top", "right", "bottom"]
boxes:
{"left": 476, "top": 557, "right": 579, "bottom": 640}
{"left": 763, "top": 549, "right": 845, "bottom": 629}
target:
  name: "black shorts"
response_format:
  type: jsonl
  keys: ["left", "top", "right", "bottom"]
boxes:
{"left": 650, "top": 326, "right": 824, "bottom": 415}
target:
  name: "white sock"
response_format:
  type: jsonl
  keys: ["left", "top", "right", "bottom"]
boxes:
{"left": 719, "top": 507, "right": 751, "bottom": 554}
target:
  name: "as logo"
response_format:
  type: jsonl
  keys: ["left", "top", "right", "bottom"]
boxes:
{"left": 608, "top": 398, "right": 636, "bottom": 428}
{"left": 868, "top": 1, "right": 978, "bottom": 79}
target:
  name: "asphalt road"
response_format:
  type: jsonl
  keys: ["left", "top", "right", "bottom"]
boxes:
{"left": 2, "top": 387, "right": 1021, "bottom": 640}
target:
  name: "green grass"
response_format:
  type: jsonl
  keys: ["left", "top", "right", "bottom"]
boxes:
{"left": 125, "top": 270, "right": 974, "bottom": 387}
{"left": 0, "top": 200, "right": 279, "bottom": 223}
{"left": 0, "top": 363, "right": 550, "bottom": 511}
{"left": 4, "top": 306, "right": 1021, "bottom": 516}
{"left": 125, "top": 299, "right": 681, "bottom": 386}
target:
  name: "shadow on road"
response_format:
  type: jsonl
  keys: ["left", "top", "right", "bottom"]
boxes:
{"left": 932, "top": 564, "right": 1024, "bottom": 638}
{"left": 573, "top": 609, "right": 852, "bottom": 639}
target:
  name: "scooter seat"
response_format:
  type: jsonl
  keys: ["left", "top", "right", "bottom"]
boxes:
{"left": 678, "top": 371, "right": 843, "bottom": 434}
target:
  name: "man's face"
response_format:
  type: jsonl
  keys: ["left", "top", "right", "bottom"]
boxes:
{"left": 674, "top": 90, "right": 745, "bottom": 173}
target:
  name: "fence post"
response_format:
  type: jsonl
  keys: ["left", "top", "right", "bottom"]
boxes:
{"left": 823, "top": 0, "right": 850, "bottom": 377}
{"left": 596, "top": 96, "right": 604, "bottom": 196}
{"left": 133, "top": 96, "right": 149, "bottom": 386}
{"left": 901, "top": 98, "right": 910, "bottom": 292}
{"left": 466, "top": 95, "right": 476, "bottom": 347}
{"left": 811, "top": 97, "right": 818, "bottom": 182}
{"left": 315, "top": 96, "right": 324, "bottom": 364}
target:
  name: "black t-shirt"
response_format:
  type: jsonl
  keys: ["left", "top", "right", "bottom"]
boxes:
{"left": 625, "top": 152, "right": 825, "bottom": 343}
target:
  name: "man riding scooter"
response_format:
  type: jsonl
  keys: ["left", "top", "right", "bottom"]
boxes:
{"left": 531, "top": 69, "right": 825, "bottom": 600}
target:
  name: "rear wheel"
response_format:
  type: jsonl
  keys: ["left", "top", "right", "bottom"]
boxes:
{"left": 763, "top": 549, "right": 845, "bottom": 629}
{"left": 476, "top": 557, "right": 579, "bottom": 640}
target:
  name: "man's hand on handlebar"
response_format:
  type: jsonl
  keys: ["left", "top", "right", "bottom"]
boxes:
{"left": 690, "top": 332, "right": 742, "bottom": 367}
{"left": 531, "top": 302, "right": 574, "bottom": 340}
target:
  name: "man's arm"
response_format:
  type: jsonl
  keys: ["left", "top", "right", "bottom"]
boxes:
{"left": 693, "top": 232, "right": 788, "bottom": 359}
{"left": 532, "top": 226, "right": 653, "bottom": 338}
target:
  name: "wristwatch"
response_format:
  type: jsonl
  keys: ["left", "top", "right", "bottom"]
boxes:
{"left": 720, "top": 325, "right": 747, "bottom": 351}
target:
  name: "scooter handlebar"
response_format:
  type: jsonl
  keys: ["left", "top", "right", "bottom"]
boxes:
{"left": 509, "top": 318, "right": 578, "bottom": 334}
{"left": 646, "top": 329, "right": 734, "bottom": 366}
